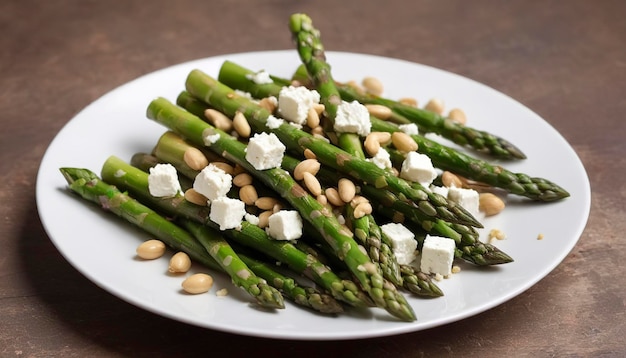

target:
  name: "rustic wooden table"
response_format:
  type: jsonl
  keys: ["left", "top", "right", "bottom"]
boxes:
{"left": 2, "top": 0, "right": 624, "bottom": 356}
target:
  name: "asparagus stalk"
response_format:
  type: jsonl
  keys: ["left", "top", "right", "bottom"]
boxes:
{"left": 399, "top": 264, "right": 444, "bottom": 297}
{"left": 372, "top": 118, "right": 570, "bottom": 202}
{"left": 101, "top": 155, "right": 371, "bottom": 309}
{"left": 146, "top": 98, "right": 416, "bottom": 321}
{"left": 59, "top": 168, "right": 285, "bottom": 309}
{"left": 180, "top": 219, "right": 284, "bottom": 309}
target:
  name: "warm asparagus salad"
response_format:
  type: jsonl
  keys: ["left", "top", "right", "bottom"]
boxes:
{"left": 59, "top": 14, "right": 569, "bottom": 322}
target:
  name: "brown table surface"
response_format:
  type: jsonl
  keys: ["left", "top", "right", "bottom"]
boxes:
{"left": 2, "top": 0, "right": 624, "bottom": 356}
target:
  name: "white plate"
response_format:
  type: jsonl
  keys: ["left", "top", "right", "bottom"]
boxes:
{"left": 36, "top": 51, "right": 590, "bottom": 340}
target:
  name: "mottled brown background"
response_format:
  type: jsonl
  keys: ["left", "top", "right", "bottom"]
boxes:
{"left": 1, "top": 0, "right": 624, "bottom": 356}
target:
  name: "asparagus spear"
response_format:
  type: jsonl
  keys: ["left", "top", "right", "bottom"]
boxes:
{"left": 372, "top": 118, "right": 570, "bottom": 202}
{"left": 146, "top": 98, "right": 416, "bottom": 321}
{"left": 101, "top": 155, "right": 371, "bottom": 309}
{"left": 399, "top": 264, "right": 444, "bottom": 297}
{"left": 59, "top": 168, "right": 284, "bottom": 309}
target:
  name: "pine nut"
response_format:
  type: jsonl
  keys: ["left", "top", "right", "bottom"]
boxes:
{"left": 338, "top": 178, "right": 356, "bottom": 203}
{"left": 479, "top": 193, "right": 505, "bottom": 216}
{"left": 364, "top": 132, "right": 391, "bottom": 156}
{"left": 233, "top": 111, "right": 251, "bottom": 138}
{"left": 184, "top": 188, "right": 208, "bottom": 206}
{"left": 448, "top": 108, "right": 467, "bottom": 125}
{"left": 425, "top": 98, "right": 445, "bottom": 115}
{"left": 391, "top": 131, "right": 418, "bottom": 153}
{"left": 183, "top": 147, "right": 209, "bottom": 171}
{"left": 211, "top": 161, "right": 234, "bottom": 175}
{"left": 204, "top": 109, "right": 233, "bottom": 131}
{"left": 362, "top": 77, "right": 384, "bottom": 96}
{"left": 441, "top": 171, "right": 463, "bottom": 188}
{"left": 312, "top": 103, "right": 325, "bottom": 115}
{"left": 306, "top": 107, "right": 320, "bottom": 128}
{"left": 303, "top": 148, "right": 317, "bottom": 160}
{"left": 168, "top": 252, "right": 192, "bottom": 273}
{"left": 255, "top": 197, "right": 280, "bottom": 210}
{"left": 353, "top": 201, "right": 373, "bottom": 219}
{"left": 136, "top": 239, "right": 166, "bottom": 260}
{"left": 399, "top": 97, "right": 418, "bottom": 107}
{"left": 365, "top": 104, "right": 392, "bottom": 120}
{"left": 325, "top": 187, "right": 344, "bottom": 207}
{"left": 258, "top": 97, "right": 277, "bottom": 113}
{"left": 294, "top": 159, "right": 321, "bottom": 181}
{"left": 182, "top": 273, "right": 214, "bottom": 294}
{"left": 350, "top": 195, "right": 369, "bottom": 208}
{"left": 257, "top": 210, "right": 273, "bottom": 228}
{"left": 302, "top": 172, "right": 322, "bottom": 196}
{"left": 311, "top": 126, "right": 324, "bottom": 136}
{"left": 239, "top": 185, "right": 258, "bottom": 206}
{"left": 316, "top": 194, "right": 328, "bottom": 206}
{"left": 233, "top": 173, "right": 253, "bottom": 187}
{"left": 232, "top": 164, "right": 246, "bottom": 176}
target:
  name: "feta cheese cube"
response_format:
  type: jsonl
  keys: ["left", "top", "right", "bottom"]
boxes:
{"left": 398, "top": 123, "right": 419, "bottom": 136}
{"left": 148, "top": 163, "right": 182, "bottom": 197}
{"left": 400, "top": 152, "right": 438, "bottom": 187}
{"left": 245, "top": 132, "right": 286, "bottom": 170}
{"left": 277, "top": 85, "right": 321, "bottom": 125}
{"left": 266, "top": 210, "right": 303, "bottom": 241}
{"left": 244, "top": 213, "right": 260, "bottom": 226}
{"left": 380, "top": 223, "right": 417, "bottom": 265}
{"left": 420, "top": 235, "right": 456, "bottom": 276}
{"left": 334, "top": 100, "right": 371, "bottom": 136}
{"left": 367, "top": 147, "right": 393, "bottom": 170}
{"left": 209, "top": 197, "right": 246, "bottom": 230}
{"left": 245, "top": 70, "right": 273, "bottom": 84}
{"left": 193, "top": 164, "right": 232, "bottom": 202}
{"left": 265, "top": 114, "right": 284, "bottom": 129}
{"left": 447, "top": 186, "right": 480, "bottom": 219}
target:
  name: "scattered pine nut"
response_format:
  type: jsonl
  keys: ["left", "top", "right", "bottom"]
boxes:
{"left": 312, "top": 103, "right": 325, "bottom": 115}
{"left": 442, "top": 171, "right": 463, "bottom": 188}
{"left": 184, "top": 188, "right": 208, "bottom": 206}
{"left": 303, "top": 148, "right": 317, "bottom": 160}
{"left": 216, "top": 288, "right": 229, "bottom": 297}
{"left": 136, "top": 239, "right": 166, "bottom": 260}
{"left": 448, "top": 108, "right": 467, "bottom": 125}
{"left": 294, "top": 159, "right": 321, "bottom": 181}
{"left": 258, "top": 97, "right": 277, "bottom": 113}
{"left": 362, "top": 77, "right": 384, "bottom": 96}
{"left": 338, "top": 178, "right": 356, "bottom": 203}
{"left": 255, "top": 197, "right": 280, "bottom": 210}
{"left": 537, "top": 233, "right": 545, "bottom": 240}
{"left": 353, "top": 201, "right": 373, "bottom": 219}
{"left": 204, "top": 109, "right": 233, "bottom": 131}
{"left": 169, "top": 252, "right": 192, "bottom": 273}
{"left": 257, "top": 210, "right": 273, "bottom": 228}
{"left": 479, "top": 193, "right": 506, "bottom": 216}
{"left": 365, "top": 104, "right": 392, "bottom": 120}
{"left": 325, "top": 187, "right": 344, "bottom": 207}
{"left": 306, "top": 107, "right": 320, "bottom": 128}
{"left": 451, "top": 265, "right": 461, "bottom": 274}
{"left": 303, "top": 172, "right": 323, "bottom": 196}
{"left": 239, "top": 185, "right": 259, "bottom": 206}
{"left": 233, "top": 111, "right": 251, "bottom": 138}
{"left": 399, "top": 97, "right": 418, "bottom": 107}
{"left": 183, "top": 147, "right": 209, "bottom": 171}
{"left": 233, "top": 172, "right": 253, "bottom": 187}
{"left": 424, "top": 98, "right": 445, "bottom": 115}
{"left": 391, "top": 131, "right": 418, "bottom": 153}
{"left": 182, "top": 273, "right": 214, "bottom": 294}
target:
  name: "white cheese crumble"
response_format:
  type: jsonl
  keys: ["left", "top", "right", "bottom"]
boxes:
{"left": 202, "top": 129, "right": 221, "bottom": 145}
{"left": 147, "top": 163, "right": 181, "bottom": 197}
{"left": 400, "top": 151, "right": 438, "bottom": 187}
{"left": 266, "top": 115, "right": 284, "bottom": 129}
{"left": 447, "top": 186, "right": 480, "bottom": 219}
{"left": 367, "top": 147, "right": 393, "bottom": 170}
{"left": 192, "top": 164, "right": 232, "bottom": 202}
{"left": 244, "top": 213, "right": 260, "bottom": 226}
{"left": 209, "top": 197, "right": 246, "bottom": 230}
{"left": 334, "top": 100, "right": 371, "bottom": 136}
{"left": 380, "top": 223, "right": 417, "bottom": 265}
{"left": 420, "top": 235, "right": 456, "bottom": 276}
{"left": 429, "top": 185, "right": 449, "bottom": 198}
{"left": 266, "top": 210, "right": 303, "bottom": 241}
{"left": 398, "top": 123, "right": 419, "bottom": 136}
{"left": 245, "top": 132, "right": 286, "bottom": 170}
{"left": 277, "top": 85, "right": 321, "bottom": 125}
{"left": 245, "top": 70, "right": 273, "bottom": 85}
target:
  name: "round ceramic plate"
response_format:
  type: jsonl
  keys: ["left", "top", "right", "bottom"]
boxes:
{"left": 36, "top": 51, "right": 590, "bottom": 340}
